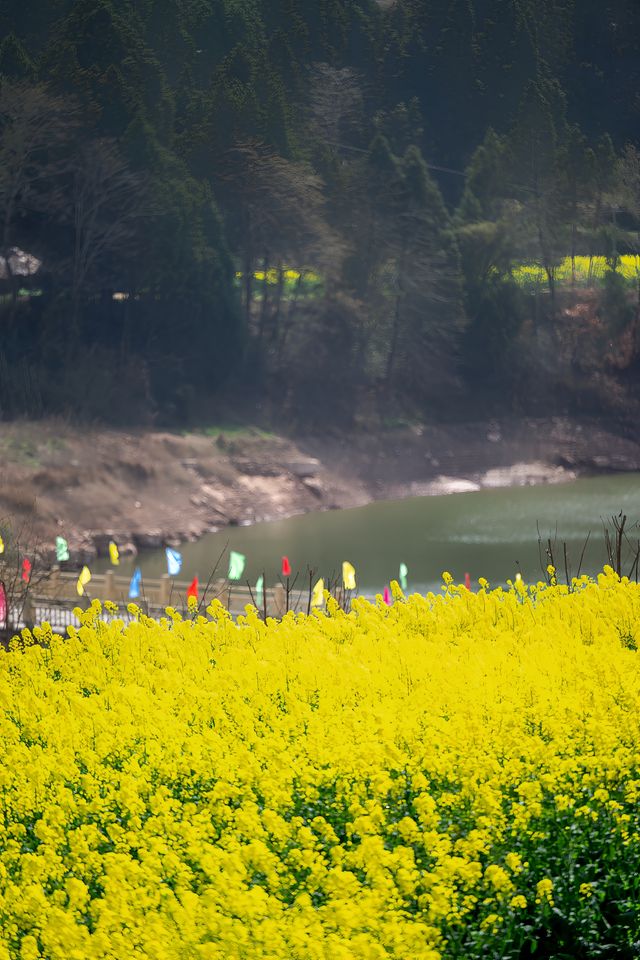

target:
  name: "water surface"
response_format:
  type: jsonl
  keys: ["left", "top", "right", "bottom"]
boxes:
{"left": 95, "top": 473, "right": 640, "bottom": 595}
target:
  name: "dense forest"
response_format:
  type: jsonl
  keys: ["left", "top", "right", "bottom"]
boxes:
{"left": 1, "top": 0, "right": 640, "bottom": 427}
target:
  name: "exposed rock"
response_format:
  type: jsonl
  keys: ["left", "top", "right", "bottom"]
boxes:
{"left": 231, "top": 458, "right": 283, "bottom": 477}
{"left": 411, "top": 477, "right": 481, "bottom": 496}
{"left": 480, "top": 462, "right": 575, "bottom": 488}
{"left": 92, "top": 532, "right": 133, "bottom": 556}
{"left": 283, "top": 458, "right": 321, "bottom": 478}
{"left": 2, "top": 416, "right": 640, "bottom": 557}
{"left": 132, "top": 531, "right": 165, "bottom": 550}
{"left": 302, "top": 477, "right": 324, "bottom": 498}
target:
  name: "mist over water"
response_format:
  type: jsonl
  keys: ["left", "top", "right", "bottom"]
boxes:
{"left": 95, "top": 473, "right": 640, "bottom": 595}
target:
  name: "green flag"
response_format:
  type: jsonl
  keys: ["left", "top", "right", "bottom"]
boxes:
{"left": 228, "top": 550, "right": 246, "bottom": 581}
{"left": 255, "top": 574, "right": 264, "bottom": 606}
{"left": 399, "top": 562, "right": 408, "bottom": 592}
{"left": 55, "top": 536, "right": 70, "bottom": 563}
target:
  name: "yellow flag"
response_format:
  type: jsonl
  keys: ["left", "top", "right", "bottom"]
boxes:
{"left": 311, "top": 577, "right": 324, "bottom": 608}
{"left": 76, "top": 565, "right": 91, "bottom": 596}
{"left": 108, "top": 541, "right": 120, "bottom": 565}
{"left": 342, "top": 561, "right": 356, "bottom": 591}
{"left": 0, "top": 535, "right": 4, "bottom": 554}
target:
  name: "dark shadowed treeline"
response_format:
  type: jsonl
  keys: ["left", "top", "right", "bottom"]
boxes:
{"left": 0, "top": 1, "right": 639, "bottom": 425}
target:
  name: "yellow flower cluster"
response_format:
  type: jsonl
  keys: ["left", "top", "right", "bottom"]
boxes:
{"left": 0, "top": 568, "right": 639, "bottom": 957}
{"left": 234, "top": 268, "right": 322, "bottom": 285}
{"left": 511, "top": 255, "right": 640, "bottom": 288}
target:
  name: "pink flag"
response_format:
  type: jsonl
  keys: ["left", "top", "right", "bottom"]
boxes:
{"left": 464, "top": 572, "right": 471, "bottom": 591}
{"left": 0, "top": 582, "right": 6, "bottom": 627}
{"left": 281, "top": 556, "right": 291, "bottom": 577}
{"left": 22, "top": 558, "right": 31, "bottom": 583}
{"left": 383, "top": 586, "right": 392, "bottom": 605}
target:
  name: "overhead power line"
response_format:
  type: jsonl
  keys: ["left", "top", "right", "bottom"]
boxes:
{"left": 322, "top": 140, "right": 467, "bottom": 177}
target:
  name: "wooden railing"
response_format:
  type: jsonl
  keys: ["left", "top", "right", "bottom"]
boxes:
{"left": 12, "top": 570, "right": 292, "bottom": 632}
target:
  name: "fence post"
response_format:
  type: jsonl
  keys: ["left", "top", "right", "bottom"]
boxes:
{"left": 22, "top": 592, "right": 35, "bottom": 630}
{"left": 159, "top": 575, "right": 170, "bottom": 606}
{"left": 104, "top": 570, "right": 115, "bottom": 600}
{"left": 49, "top": 566, "right": 60, "bottom": 598}
{"left": 58, "top": 571, "right": 75, "bottom": 600}
{"left": 271, "top": 583, "right": 286, "bottom": 618}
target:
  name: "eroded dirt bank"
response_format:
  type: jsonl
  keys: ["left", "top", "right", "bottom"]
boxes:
{"left": 1, "top": 417, "right": 640, "bottom": 561}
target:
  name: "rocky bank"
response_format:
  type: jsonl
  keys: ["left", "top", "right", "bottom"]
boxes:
{"left": 1, "top": 417, "right": 640, "bottom": 562}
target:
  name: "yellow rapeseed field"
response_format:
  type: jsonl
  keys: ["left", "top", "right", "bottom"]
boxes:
{"left": 511, "top": 255, "right": 640, "bottom": 289}
{"left": 1, "top": 570, "right": 639, "bottom": 958}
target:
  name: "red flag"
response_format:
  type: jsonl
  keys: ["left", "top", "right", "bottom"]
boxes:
{"left": 281, "top": 556, "right": 291, "bottom": 577}
{"left": 186, "top": 576, "right": 199, "bottom": 601}
{"left": 21, "top": 558, "right": 32, "bottom": 583}
{"left": 464, "top": 572, "right": 471, "bottom": 591}
{"left": 0, "top": 582, "right": 6, "bottom": 627}
{"left": 383, "top": 586, "right": 392, "bottom": 605}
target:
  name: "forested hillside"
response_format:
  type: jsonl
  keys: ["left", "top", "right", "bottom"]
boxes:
{"left": 1, "top": 0, "right": 639, "bottom": 426}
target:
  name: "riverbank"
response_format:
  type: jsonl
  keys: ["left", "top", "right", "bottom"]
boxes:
{"left": 1, "top": 416, "right": 640, "bottom": 562}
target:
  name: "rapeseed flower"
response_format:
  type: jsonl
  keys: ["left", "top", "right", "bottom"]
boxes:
{"left": 0, "top": 572, "right": 636, "bottom": 956}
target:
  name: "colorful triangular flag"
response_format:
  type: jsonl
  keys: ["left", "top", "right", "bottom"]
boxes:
{"left": 342, "top": 561, "right": 356, "bottom": 591}
{"left": 129, "top": 567, "right": 142, "bottom": 600}
{"left": 0, "top": 535, "right": 5, "bottom": 555}
{"left": 77, "top": 566, "right": 91, "bottom": 596}
{"left": 55, "top": 536, "right": 69, "bottom": 563}
{"left": 383, "top": 585, "right": 392, "bottom": 605}
{"left": 166, "top": 547, "right": 182, "bottom": 576}
{"left": 399, "top": 562, "right": 408, "bottom": 592}
{"left": 255, "top": 574, "right": 264, "bottom": 606}
{"left": 228, "top": 550, "right": 245, "bottom": 581}
{"left": 311, "top": 577, "right": 324, "bottom": 608}
{"left": 21, "top": 557, "right": 31, "bottom": 583}
{"left": 281, "top": 556, "right": 291, "bottom": 577}
{"left": 187, "top": 576, "right": 198, "bottom": 602}
{"left": 108, "top": 541, "right": 120, "bottom": 566}
{"left": 0, "top": 582, "right": 6, "bottom": 626}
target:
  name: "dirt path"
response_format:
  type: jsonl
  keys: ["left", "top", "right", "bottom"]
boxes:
{"left": 1, "top": 417, "right": 639, "bottom": 562}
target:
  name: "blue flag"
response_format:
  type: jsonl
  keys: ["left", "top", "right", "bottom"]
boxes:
{"left": 166, "top": 547, "right": 182, "bottom": 576}
{"left": 129, "top": 567, "right": 142, "bottom": 599}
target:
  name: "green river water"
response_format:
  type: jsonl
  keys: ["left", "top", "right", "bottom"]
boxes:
{"left": 95, "top": 472, "right": 640, "bottom": 596}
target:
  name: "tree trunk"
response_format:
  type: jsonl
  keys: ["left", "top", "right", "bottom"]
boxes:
{"left": 271, "top": 262, "right": 285, "bottom": 345}
{"left": 258, "top": 252, "right": 270, "bottom": 344}
{"left": 2, "top": 200, "right": 19, "bottom": 320}
{"left": 385, "top": 293, "right": 401, "bottom": 387}
{"left": 279, "top": 271, "right": 304, "bottom": 356}
{"left": 243, "top": 251, "right": 253, "bottom": 330}
{"left": 544, "top": 263, "right": 556, "bottom": 314}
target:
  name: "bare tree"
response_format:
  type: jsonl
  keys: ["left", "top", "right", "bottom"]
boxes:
{"left": 0, "top": 80, "right": 77, "bottom": 311}
{"left": 616, "top": 144, "right": 640, "bottom": 220}
{"left": 217, "top": 140, "right": 337, "bottom": 347}
{"left": 0, "top": 515, "right": 52, "bottom": 638}
{"left": 66, "top": 138, "right": 144, "bottom": 325}
{"left": 307, "top": 64, "right": 364, "bottom": 151}
{"left": 613, "top": 145, "right": 640, "bottom": 333}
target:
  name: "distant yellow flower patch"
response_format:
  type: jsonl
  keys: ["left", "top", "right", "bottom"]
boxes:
{"left": 511, "top": 255, "right": 640, "bottom": 288}
{"left": 235, "top": 267, "right": 322, "bottom": 286}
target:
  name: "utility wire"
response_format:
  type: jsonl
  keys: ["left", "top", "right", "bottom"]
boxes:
{"left": 322, "top": 139, "right": 466, "bottom": 177}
